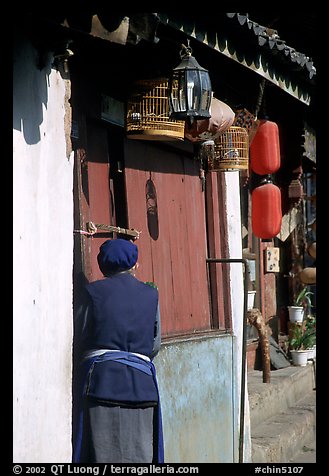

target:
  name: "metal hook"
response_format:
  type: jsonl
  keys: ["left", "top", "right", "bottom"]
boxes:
{"left": 180, "top": 40, "right": 192, "bottom": 58}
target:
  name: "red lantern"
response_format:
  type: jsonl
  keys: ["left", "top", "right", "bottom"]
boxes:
{"left": 252, "top": 182, "right": 282, "bottom": 238}
{"left": 250, "top": 120, "right": 280, "bottom": 175}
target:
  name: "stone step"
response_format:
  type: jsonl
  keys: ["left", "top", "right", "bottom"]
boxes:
{"left": 248, "top": 364, "right": 315, "bottom": 429}
{"left": 251, "top": 391, "right": 316, "bottom": 463}
{"left": 288, "top": 435, "right": 316, "bottom": 463}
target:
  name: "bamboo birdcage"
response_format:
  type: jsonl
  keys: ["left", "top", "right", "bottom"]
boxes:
{"left": 209, "top": 126, "right": 249, "bottom": 171}
{"left": 126, "top": 78, "right": 185, "bottom": 141}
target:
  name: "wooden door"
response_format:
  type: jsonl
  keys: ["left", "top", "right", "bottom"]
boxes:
{"left": 74, "top": 120, "right": 125, "bottom": 293}
{"left": 86, "top": 122, "right": 113, "bottom": 281}
{"left": 124, "top": 139, "right": 211, "bottom": 338}
{"left": 74, "top": 123, "right": 227, "bottom": 339}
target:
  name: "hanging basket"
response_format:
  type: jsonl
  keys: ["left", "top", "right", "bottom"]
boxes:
{"left": 233, "top": 108, "right": 260, "bottom": 144}
{"left": 209, "top": 126, "right": 249, "bottom": 171}
{"left": 126, "top": 78, "right": 185, "bottom": 141}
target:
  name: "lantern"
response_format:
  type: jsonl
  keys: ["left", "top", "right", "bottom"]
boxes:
{"left": 184, "top": 97, "right": 235, "bottom": 142}
{"left": 168, "top": 43, "right": 212, "bottom": 124}
{"left": 252, "top": 180, "right": 282, "bottom": 239}
{"left": 250, "top": 120, "right": 280, "bottom": 175}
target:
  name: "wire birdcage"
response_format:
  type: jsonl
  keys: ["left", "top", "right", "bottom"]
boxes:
{"left": 209, "top": 126, "right": 249, "bottom": 171}
{"left": 126, "top": 78, "right": 185, "bottom": 141}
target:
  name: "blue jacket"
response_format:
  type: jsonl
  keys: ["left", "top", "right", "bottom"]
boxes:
{"left": 83, "top": 272, "right": 159, "bottom": 404}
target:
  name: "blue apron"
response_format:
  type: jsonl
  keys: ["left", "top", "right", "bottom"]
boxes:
{"left": 73, "top": 351, "right": 164, "bottom": 463}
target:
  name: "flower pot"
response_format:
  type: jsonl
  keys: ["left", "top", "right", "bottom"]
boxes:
{"left": 247, "top": 291, "right": 256, "bottom": 310}
{"left": 312, "top": 345, "right": 316, "bottom": 359}
{"left": 307, "top": 346, "right": 316, "bottom": 360}
{"left": 290, "top": 350, "right": 309, "bottom": 366}
{"left": 288, "top": 306, "right": 304, "bottom": 323}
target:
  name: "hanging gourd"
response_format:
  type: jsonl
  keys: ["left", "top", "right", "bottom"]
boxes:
{"left": 250, "top": 120, "right": 280, "bottom": 175}
{"left": 307, "top": 242, "right": 316, "bottom": 259}
{"left": 300, "top": 242, "right": 316, "bottom": 284}
{"left": 299, "top": 267, "right": 316, "bottom": 284}
{"left": 252, "top": 180, "right": 282, "bottom": 239}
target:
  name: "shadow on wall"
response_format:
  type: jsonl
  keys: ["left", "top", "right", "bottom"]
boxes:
{"left": 13, "top": 28, "right": 52, "bottom": 145}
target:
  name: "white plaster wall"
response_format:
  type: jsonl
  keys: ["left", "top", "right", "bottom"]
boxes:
{"left": 13, "top": 36, "right": 74, "bottom": 462}
{"left": 222, "top": 172, "right": 252, "bottom": 463}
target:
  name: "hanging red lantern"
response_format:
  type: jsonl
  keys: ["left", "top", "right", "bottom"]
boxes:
{"left": 252, "top": 181, "right": 282, "bottom": 238}
{"left": 250, "top": 120, "right": 280, "bottom": 175}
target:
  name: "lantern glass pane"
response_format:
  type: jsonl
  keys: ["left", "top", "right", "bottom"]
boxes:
{"left": 170, "top": 73, "right": 186, "bottom": 113}
{"left": 200, "top": 71, "right": 211, "bottom": 111}
{"left": 186, "top": 70, "right": 199, "bottom": 111}
{"left": 178, "top": 73, "right": 187, "bottom": 112}
{"left": 170, "top": 77, "right": 179, "bottom": 112}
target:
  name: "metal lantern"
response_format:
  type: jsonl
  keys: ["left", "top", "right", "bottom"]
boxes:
{"left": 168, "top": 43, "right": 212, "bottom": 124}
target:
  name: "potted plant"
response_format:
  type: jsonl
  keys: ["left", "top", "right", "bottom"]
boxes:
{"left": 303, "top": 315, "right": 316, "bottom": 359}
{"left": 288, "top": 315, "right": 316, "bottom": 366}
{"left": 289, "top": 325, "right": 310, "bottom": 366}
{"left": 288, "top": 287, "right": 314, "bottom": 324}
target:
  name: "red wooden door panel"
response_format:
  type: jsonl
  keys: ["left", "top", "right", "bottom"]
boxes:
{"left": 206, "top": 172, "right": 231, "bottom": 331}
{"left": 75, "top": 122, "right": 227, "bottom": 338}
{"left": 124, "top": 140, "right": 211, "bottom": 337}
{"left": 80, "top": 122, "right": 114, "bottom": 282}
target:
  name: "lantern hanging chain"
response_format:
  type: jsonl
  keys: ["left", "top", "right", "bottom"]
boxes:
{"left": 254, "top": 78, "right": 266, "bottom": 120}
{"left": 180, "top": 39, "right": 192, "bottom": 58}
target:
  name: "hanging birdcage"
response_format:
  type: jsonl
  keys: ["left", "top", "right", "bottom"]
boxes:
{"left": 209, "top": 126, "right": 249, "bottom": 171}
{"left": 126, "top": 78, "right": 185, "bottom": 141}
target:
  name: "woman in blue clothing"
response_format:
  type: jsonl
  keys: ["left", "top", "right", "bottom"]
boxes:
{"left": 73, "top": 238, "right": 163, "bottom": 463}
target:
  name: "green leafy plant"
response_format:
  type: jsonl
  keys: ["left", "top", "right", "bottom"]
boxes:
{"left": 289, "top": 326, "right": 306, "bottom": 350}
{"left": 293, "top": 288, "right": 314, "bottom": 320}
{"left": 303, "top": 316, "right": 316, "bottom": 349}
{"left": 294, "top": 287, "right": 314, "bottom": 308}
{"left": 289, "top": 316, "right": 316, "bottom": 350}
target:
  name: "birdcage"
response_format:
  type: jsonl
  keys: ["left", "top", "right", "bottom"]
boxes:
{"left": 209, "top": 126, "right": 249, "bottom": 171}
{"left": 126, "top": 78, "right": 185, "bottom": 141}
